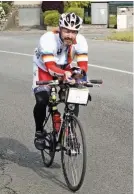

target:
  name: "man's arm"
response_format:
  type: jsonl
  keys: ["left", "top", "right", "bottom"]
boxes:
{"left": 75, "top": 34, "right": 88, "bottom": 73}
{"left": 42, "top": 56, "right": 65, "bottom": 76}
{"left": 42, "top": 55, "right": 72, "bottom": 80}
{"left": 77, "top": 60, "right": 88, "bottom": 73}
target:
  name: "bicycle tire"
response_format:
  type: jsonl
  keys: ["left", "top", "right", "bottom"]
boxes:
{"left": 41, "top": 114, "right": 56, "bottom": 167}
{"left": 61, "top": 115, "right": 87, "bottom": 192}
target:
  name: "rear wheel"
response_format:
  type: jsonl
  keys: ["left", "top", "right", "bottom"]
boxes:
{"left": 41, "top": 113, "right": 56, "bottom": 167}
{"left": 61, "top": 115, "right": 87, "bottom": 192}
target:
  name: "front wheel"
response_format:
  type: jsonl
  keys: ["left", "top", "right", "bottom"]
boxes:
{"left": 61, "top": 115, "right": 87, "bottom": 192}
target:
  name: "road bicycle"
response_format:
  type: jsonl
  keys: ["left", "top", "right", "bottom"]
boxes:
{"left": 35, "top": 78, "right": 102, "bottom": 192}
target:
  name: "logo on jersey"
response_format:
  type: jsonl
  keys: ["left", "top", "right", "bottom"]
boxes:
{"left": 57, "top": 48, "right": 62, "bottom": 55}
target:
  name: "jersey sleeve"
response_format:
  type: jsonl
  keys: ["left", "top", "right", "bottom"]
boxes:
{"left": 75, "top": 34, "right": 88, "bottom": 62}
{"left": 38, "top": 32, "right": 56, "bottom": 63}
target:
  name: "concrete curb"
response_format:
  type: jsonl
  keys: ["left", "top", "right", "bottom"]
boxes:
{"left": 0, "top": 24, "right": 115, "bottom": 34}
{"left": 0, "top": 28, "right": 113, "bottom": 36}
{"left": 0, "top": 28, "right": 132, "bottom": 43}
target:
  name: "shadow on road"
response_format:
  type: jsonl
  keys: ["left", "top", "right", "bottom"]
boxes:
{"left": 0, "top": 137, "right": 69, "bottom": 191}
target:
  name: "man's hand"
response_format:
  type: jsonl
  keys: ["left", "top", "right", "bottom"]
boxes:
{"left": 72, "top": 73, "right": 83, "bottom": 80}
{"left": 64, "top": 71, "right": 75, "bottom": 84}
{"left": 57, "top": 71, "right": 72, "bottom": 81}
{"left": 71, "top": 68, "right": 85, "bottom": 80}
{"left": 64, "top": 71, "right": 72, "bottom": 79}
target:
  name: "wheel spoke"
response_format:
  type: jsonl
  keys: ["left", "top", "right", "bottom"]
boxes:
{"left": 70, "top": 157, "right": 78, "bottom": 185}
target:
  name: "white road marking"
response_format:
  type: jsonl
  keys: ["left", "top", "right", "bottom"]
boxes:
{"left": 0, "top": 50, "right": 33, "bottom": 57}
{"left": 88, "top": 64, "right": 133, "bottom": 75}
{"left": 0, "top": 50, "right": 133, "bottom": 75}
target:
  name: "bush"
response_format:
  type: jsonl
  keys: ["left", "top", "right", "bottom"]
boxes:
{"left": 65, "top": 7, "right": 84, "bottom": 19}
{"left": 44, "top": 11, "right": 60, "bottom": 27}
{"left": 0, "top": 5, "right": 6, "bottom": 20}
{"left": 2, "top": 3, "right": 11, "bottom": 15}
{"left": 43, "top": 10, "right": 59, "bottom": 18}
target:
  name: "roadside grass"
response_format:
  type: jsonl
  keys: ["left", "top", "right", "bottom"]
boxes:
{"left": 106, "top": 30, "right": 133, "bottom": 42}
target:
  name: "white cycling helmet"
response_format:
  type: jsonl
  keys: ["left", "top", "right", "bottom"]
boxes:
{"left": 59, "top": 12, "right": 83, "bottom": 31}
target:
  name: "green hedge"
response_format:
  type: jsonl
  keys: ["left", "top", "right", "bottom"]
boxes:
{"left": 44, "top": 8, "right": 84, "bottom": 27}
{"left": 44, "top": 11, "right": 60, "bottom": 27}
{"left": 43, "top": 10, "right": 58, "bottom": 18}
{"left": 65, "top": 7, "right": 84, "bottom": 19}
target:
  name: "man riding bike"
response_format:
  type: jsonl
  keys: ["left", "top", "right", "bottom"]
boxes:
{"left": 32, "top": 12, "right": 89, "bottom": 150}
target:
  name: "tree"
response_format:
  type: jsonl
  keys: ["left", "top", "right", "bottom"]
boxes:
{"left": 42, "top": 1, "right": 64, "bottom": 14}
{"left": 1, "top": 1, "right": 13, "bottom": 5}
{"left": 64, "top": 1, "right": 90, "bottom": 11}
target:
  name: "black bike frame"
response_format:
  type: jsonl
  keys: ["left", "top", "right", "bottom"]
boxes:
{"left": 43, "top": 99, "right": 74, "bottom": 150}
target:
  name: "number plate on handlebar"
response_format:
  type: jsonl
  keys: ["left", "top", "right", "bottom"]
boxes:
{"left": 67, "top": 88, "right": 89, "bottom": 105}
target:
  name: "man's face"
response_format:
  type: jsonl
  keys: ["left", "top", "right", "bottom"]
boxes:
{"left": 60, "top": 27, "right": 78, "bottom": 46}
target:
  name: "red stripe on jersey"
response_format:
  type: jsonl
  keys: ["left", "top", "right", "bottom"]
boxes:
{"left": 45, "top": 61, "right": 65, "bottom": 76}
{"left": 67, "top": 45, "right": 73, "bottom": 64}
{"left": 77, "top": 61, "right": 88, "bottom": 72}
{"left": 38, "top": 67, "right": 53, "bottom": 81}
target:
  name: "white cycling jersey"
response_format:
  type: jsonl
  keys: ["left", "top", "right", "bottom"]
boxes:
{"left": 33, "top": 30, "right": 88, "bottom": 74}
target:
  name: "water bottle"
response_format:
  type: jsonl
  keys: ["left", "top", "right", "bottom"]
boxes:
{"left": 53, "top": 111, "right": 61, "bottom": 133}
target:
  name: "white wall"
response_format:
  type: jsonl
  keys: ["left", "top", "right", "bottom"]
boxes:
{"left": 13, "top": 1, "right": 42, "bottom": 26}
{"left": 91, "top": 3, "right": 109, "bottom": 25}
{"left": 19, "top": 7, "right": 40, "bottom": 26}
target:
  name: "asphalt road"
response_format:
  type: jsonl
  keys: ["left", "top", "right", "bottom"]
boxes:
{"left": 0, "top": 32, "right": 133, "bottom": 194}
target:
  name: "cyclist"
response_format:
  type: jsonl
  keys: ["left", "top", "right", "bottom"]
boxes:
{"left": 32, "top": 12, "right": 89, "bottom": 150}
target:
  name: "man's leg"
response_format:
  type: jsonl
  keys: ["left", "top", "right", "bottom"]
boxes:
{"left": 32, "top": 62, "right": 53, "bottom": 149}
{"left": 33, "top": 90, "right": 49, "bottom": 132}
{"left": 33, "top": 90, "right": 50, "bottom": 150}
